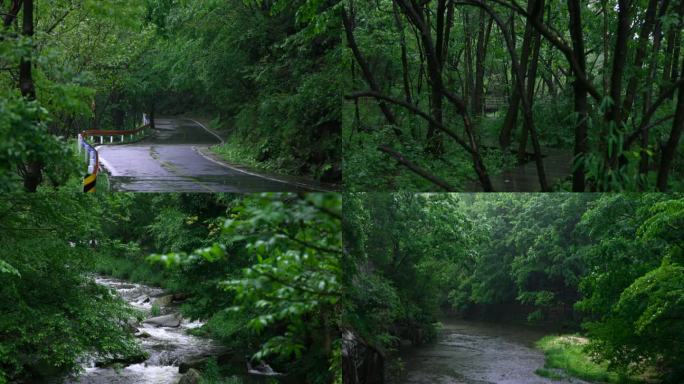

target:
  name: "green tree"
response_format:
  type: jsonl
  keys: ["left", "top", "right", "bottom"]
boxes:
{"left": 0, "top": 193, "right": 144, "bottom": 383}
{"left": 149, "top": 193, "right": 342, "bottom": 384}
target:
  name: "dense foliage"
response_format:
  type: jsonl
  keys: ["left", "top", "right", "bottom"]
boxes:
{"left": 147, "top": 193, "right": 342, "bottom": 384}
{"left": 0, "top": 192, "right": 341, "bottom": 384}
{"left": 343, "top": 193, "right": 684, "bottom": 382}
{"left": 0, "top": 1, "right": 146, "bottom": 191}
{"left": 0, "top": 193, "right": 144, "bottom": 383}
{"left": 343, "top": 0, "right": 684, "bottom": 191}
{"left": 140, "top": 0, "right": 342, "bottom": 182}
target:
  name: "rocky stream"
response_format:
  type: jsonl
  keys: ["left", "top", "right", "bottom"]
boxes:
{"left": 67, "top": 277, "right": 239, "bottom": 384}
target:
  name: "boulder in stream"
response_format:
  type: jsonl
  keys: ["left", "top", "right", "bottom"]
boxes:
{"left": 178, "top": 368, "right": 201, "bottom": 384}
{"left": 94, "top": 351, "right": 149, "bottom": 368}
{"left": 179, "top": 357, "right": 208, "bottom": 373}
{"left": 153, "top": 294, "right": 174, "bottom": 307}
{"left": 247, "top": 360, "right": 283, "bottom": 377}
{"left": 136, "top": 330, "right": 152, "bottom": 338}
{"left": 143, "top": 314, "right": 181, "bottom": 327}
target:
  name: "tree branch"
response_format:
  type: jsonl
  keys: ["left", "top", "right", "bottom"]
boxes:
{"left": 378, "top": 145, "right": 456, "bottom": 191}
{"left": 484, "top": 0, "right": 602, "bottom": 102}
{"left": 297, "top": 193, "right": 341, "bottom": 221}
{"left": 625, "top": 78, "right": 684, "bottom": 148}
{"left": 345, "top": 91, "right": 474, "bottom": 154}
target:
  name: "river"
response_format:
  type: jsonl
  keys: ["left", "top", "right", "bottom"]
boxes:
{"left": 69, "top": 277, "right": 226, "bottom": 384}
{"left": 391, "top": 318, "right": 589, "bottom": 384}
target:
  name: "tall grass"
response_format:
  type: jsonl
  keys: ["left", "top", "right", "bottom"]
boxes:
{"left": 535, "top": 335, "right": 641, "bottom": 384}
{"left": 92, "top": 252, "right": 167, "bottom": 288}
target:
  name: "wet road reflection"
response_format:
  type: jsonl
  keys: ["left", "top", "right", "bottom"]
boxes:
{"left": 97, "top": 118, "right": 322, "bottom": 192}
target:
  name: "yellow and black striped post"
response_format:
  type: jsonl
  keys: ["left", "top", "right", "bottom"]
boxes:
{"left": 83, "top": 173, "right": 97, "bottom": 193}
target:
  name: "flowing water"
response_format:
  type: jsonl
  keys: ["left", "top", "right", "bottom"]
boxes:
{"left": 69, "top": 277, "right": 225, "bottom": 384}
{"left": 391, "top": 318, "right": 589, "bottom": 384}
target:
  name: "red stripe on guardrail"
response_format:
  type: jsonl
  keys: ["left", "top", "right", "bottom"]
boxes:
{"left": 81, "top": 124, "right": 149, "bottom": 138}
{"left": 79, "top": 123, "right": 150, "bottom": 175}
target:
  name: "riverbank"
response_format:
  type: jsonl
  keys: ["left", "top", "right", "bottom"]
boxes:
{"left": 536, "top": 335, "right": 653, "bottom": 384}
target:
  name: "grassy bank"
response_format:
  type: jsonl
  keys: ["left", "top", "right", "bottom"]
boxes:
{"left": 202, "top": 117, "right": 296, "bottom": 174}
{"left": 197, "top": 116, "right": 339, "bottom": 183}
{"left": 535, "top": 335, "right": 643, "bottom": 383}
{"left": 211, "top": 140, "right": 282, "bottom": 174}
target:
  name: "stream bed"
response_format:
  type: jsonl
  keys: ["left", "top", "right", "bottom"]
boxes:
{"left": 70, "top": 277, "right": 225, "bottom": 384}
{"left": 391, "top": 318, "right": 589, "bottom": 384}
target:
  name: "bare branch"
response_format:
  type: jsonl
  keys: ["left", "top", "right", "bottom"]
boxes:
{"left": 345, "top": 91, "right": 474, "bottom": 154}
{"left": 378, "top": 145, "right": 457, "bottom": 191}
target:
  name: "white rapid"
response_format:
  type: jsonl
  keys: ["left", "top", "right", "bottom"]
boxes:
{"left": 70, "top": 277, "right": 224, "bottom": 384}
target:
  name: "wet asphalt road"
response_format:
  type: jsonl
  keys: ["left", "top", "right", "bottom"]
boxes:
{"left": 97, "top": 118, "right": 319, "bottom": 192}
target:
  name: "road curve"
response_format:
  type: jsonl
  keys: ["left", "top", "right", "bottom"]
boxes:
{"left": 97, "top": 118, "right": 328, "bottom": 192}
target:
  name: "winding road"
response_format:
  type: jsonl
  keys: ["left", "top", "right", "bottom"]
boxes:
{"left": 97, "top": 118, "right": 329, "bottom": 192}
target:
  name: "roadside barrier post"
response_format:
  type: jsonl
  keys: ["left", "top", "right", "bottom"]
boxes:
{"left": 77, "top": 120, "right": 151, "bottom": 192}
{"left": 79, "top": 139, "right": 98, "bottom": 193}
{"left": 83, "top": 172, "right": 96, "bottom": 193}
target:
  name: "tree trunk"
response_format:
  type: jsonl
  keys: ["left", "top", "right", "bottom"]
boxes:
{"left": 427, "top": 74, "right": 445, "bottom": 154}
{"left": 541, "top": 71, "right": 556, "bottom": 97}
{"left": 621, "top": 0, "right": 659, "bottom": 121}
{"left": 606, "top": 0, "right": 632, "bottom": 126}
{"left": 472, "top": 9, "right": 492, "bottom": 117}
{"left": 442, "top": 1, "right": 455, "bottom": 69}
{"left": 435, "top": 0, "right": 447, "bottom": 66}
{"left": 342, "top": 330, "right": 384, "bottom": 384}
{"left": 464, "top": 8, "right": 475, "bottom": 110}
{"left": 568, "top": 0, "right": 589, "bottom": 192}
{"left": 643, "top": 0, "right": 670, "bottom": 113}
{"left": 517, "top": 8, "right": 542, "bottom": 161}
{"left": 597, "top": 0, "right": 632, "bottom": 181}
{"left": 602, "top": 0, "right": 610, "bottom": 94}
{"left": 663, "top": 29, "right": 676, "bottom": 85}
{"left": 423, "top": 2, "right": 446, "bottom": 155}
{"left": 18, "top": 0, "right": 34, "bottom": 101}
{"left": 657, "top": 56, "right": 684, "bottom": 191}
{"left": 641, "top": 0, "right": 671, "bottom": 182}
{"left": 392, "top": 1, "right": 412, "bottom": 104}
{"left": 661, "top": 0, "right": 684, "bottom": 93}
{"left": 341, "top": 7, "right": 401, "bottom": 136}
{"left": 2, "top": 0, "right": 21, "bottom": 27}
{"left": 499, "top": 0, "right": 536, "bottom": 149}
{"left": 671, "top": 29, "right": 682, "bottom": 81}
{"left": 18, "top": 0, "right": 41, "bottom": 192}
{"left": 470, "top": 0, "right": 547, "bottom": 190}
{"left": 395, "top": 0, "right": 493, "bottom": 190}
